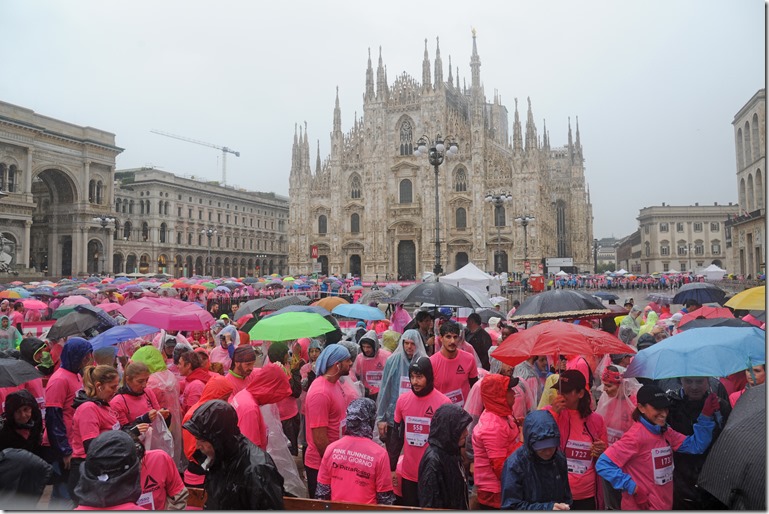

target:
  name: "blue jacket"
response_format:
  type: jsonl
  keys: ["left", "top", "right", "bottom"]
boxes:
{"left": 500, "top": 410, "right": 572, "bottom": 510}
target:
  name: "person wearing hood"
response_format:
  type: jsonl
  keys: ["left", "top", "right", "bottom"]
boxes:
{"left": 376, "top": 329, "right": 428, "bottom": 444}
{"left": 430, "top": 321, "right": 479, "bottom": 408}
{"left": 183, "top": 399, "right": 284, "bottom": 510}
{"left": 68, "top": 364, "right": 132, "bottom": 505}
{"left": 500, "top": 410, "right": 572, "bottom": 510}
{"left": 618, "top": 305, "right": 643, "bottom": 345}
{"left": 0, "top": 447, "right": 53, "bottom": 509}
{"left": 473, "top": 374, "right": 523, "bottom": 509}
{"left": 209, "top": 322, "right": 235, "bottom": 372}
{"left": 14, "top": 337, "right": 49, "bottom": 411}
{"left": 388, "top": 356, "right": 450, "bottom": 506}
{"left": 266, "top": 341, "right": 304, "bottom": 457}
{"left": 230, "top": 362, "right": 292, "bottom": 450}
{"left": 596, "top": 384, "right": 717, "bottom": 510}
{"left": 417, "top": 403, "right": 473, "bottom": 509}
{"left": 0, "top": 389, "right": 44, "bottom": 457}
{"left": 127, "top": 430, "right": 188, "bottom": 510}
{"left": 316, "top": 397, "right": 395, "bottom": 505}
{"left": 178, "top": 351, "right": 210, "bottom": 416}
{"left": 226, "top": 344, "right": 257, "bottom": 395}
{"left": 44, "top": 337, "right": 93, "bottom": 502}
{"left": 353, "top": 329, "right": 391, "bottom": 402}
{"left": 181, "top": 376, "right": 233, "bottom": 487}
{"left": 304, "top": 344, "right": 353, "bottom": 498}
{"left": 110, "top": 361, "right": 169, "bottom": 427}
{"left": 0, "top": 315, "right": 21, "bottom": 352}
{"left": 390, "top": 303, "right": 412, "bottom": 334}
{"left": 73, "top": 430, "right": 143, "bottom": 510}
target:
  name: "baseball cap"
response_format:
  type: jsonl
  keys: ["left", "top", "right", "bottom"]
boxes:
{"left": 636, "top": 385, "right": 671, "bottom": 409}
{"left": 219, "top": 314, "right": 230, "bottom": 320}
{"left": 551, "top": 369, "right": 586, "bottom": 393}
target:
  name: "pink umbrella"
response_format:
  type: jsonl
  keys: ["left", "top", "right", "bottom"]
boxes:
{"left": 62, "top": 295, "right": 91, "bottom": 306}
{"left": 94, "top": 303, "right": 122, "bottom": 313}
{"left": 21, "top": 298, "right": 48, "bottom": 310}
{"left": 125, "top": 305, "right": 215, "bottom": 331}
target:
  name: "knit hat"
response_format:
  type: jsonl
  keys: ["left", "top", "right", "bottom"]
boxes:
{"left": 232, "top": 345, "right": 256, "bottom": 363}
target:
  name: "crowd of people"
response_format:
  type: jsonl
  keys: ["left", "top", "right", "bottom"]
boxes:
{"left": 0, "top": 283, "right": 764, "bottom": 510}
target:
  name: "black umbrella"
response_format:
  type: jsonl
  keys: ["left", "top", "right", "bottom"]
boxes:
{"left": 750, "top": 310, "right": 765, "bottom": 323}
{"left": 262, "top": 305, "right": 331, "bottom": 319}
{"left": 74, "top": 304, "right": 118, "bottom": 328}
{"left": 592, "top": 291, "right": 619, "bottom": 301}
{"left": 47, "top": 311, "right": 104, "bottom": 340}
{"left": 509, "top": 289, "right": 611, "bottom": 323}
{"left": 264, "top": 295, "right": 311, "bottom": 311}
{"left": 0, "top": 358, "right": 43, "bottom": 388}
{"left": 359, "top": 290, "right": 393, "bottom": 305}
{"left": 645, "top": 293, "right": 674, "bottom": 305}
{"left": 677, "top": 317, "right": 756, "bottom": 331}
{"left": 698, "top": 383, "right": 765, "bottom": 509}
{"left": 234, "top": 298, "right": 271, "bottom": 321}
{"left": 391, "top": 282, "right": 483, "bottom": 308}
{"left": 672, "top": 282, "right": 726, "bottom": 305}
{"left": 475, "top": 308, "right": 507, "bottom": 324}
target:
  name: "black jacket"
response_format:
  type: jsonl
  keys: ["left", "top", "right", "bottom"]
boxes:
{"left": 0, "top": 448, "right": 52, "bottom": 509}
{"left": 183, "top": 399, "right": 284, "bottom": 510}
{"left": 417, "top": 403, "right": 472, "bottom": 509}
{"left": 501, "top": 410, "right": 572, "bottom": 510}
{"left": 74, "top": 430, "right": 141, "bottom": 509}
{"left": 0, "top": 389, "right": 44, "bottom": 458}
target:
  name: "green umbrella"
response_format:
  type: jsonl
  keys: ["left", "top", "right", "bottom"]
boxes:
{"left": 201, "top": 282, "right": 216, "bottom": 290}
{"left": 248, "top": 311, "right": 335, "bottom": 342}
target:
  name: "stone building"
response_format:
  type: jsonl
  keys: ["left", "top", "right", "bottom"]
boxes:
{"left": 288, "top": 33, "right": 594, "bottom": 280}
{"left": 113, "top": 168, "right": 289, "bottom": 277}
{"left": 725, "top": 88, "right": 765, "bottom": 277}
{"left": 636, "top": 202, "right": 735, "bottom": 274}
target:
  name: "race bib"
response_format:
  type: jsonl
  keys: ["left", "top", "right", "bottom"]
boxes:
{"left": 365, "top": 371, "right": 383, "bottom": 388}
{"left": 565, "top": 440, "right": 592, "bottom": 475}
{"left": 651, "top": 446, "right": 674, "bottom": 485}
{"left": 445, "top": 388, "right": 464, "bottom": 407}
{"left": 607, "top": 427, "right": 624, "bottom": 445}
{"left": 405, "top": 416, "right": 431, "bottom": 447}
{"left": 398, "top": 376, "right": 411, "bottom": 396}
{"left": 112, "top": 421, "right": 121, "bottom": 431}
{"left": 137, "top": 491, "right": 155, "bottom": 510}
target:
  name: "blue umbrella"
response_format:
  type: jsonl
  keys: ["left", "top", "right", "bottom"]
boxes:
{"left": 331, "top": 303, "right": 386, "bottom": 321}
{"left": 262, "top": 305, "right": 331, "bottom": 319}
{"left": 89, "top": 324, "right": 161, "bottom": 350}
{"left": 625, "top": 327, "right": 766, "bottom": 379}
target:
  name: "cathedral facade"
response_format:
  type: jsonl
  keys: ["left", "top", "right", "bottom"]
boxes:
{"left": 288, "top": 33, "right": 593, "bottom": 280}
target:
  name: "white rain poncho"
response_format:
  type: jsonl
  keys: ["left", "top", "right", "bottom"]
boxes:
{"left": 375, "top": 329, "right": 427, "bottom": 426}
{"left": 594, "top": 365, "right": 642, "bottom": 445}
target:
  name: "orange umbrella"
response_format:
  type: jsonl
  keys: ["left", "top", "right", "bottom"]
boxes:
{"left": 0, "top": 291, "right": 21, "bottom": 299}
{"left": 312, "top": 296, "right": 350, "bottom": 311}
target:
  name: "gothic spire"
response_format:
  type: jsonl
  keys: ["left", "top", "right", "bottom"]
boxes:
{"left": 303, "top": 121, "right": 310, "bottom": 175}
{"left": 333, "top": 86, "right": 342, "bottom": 134}
{"left": 365, "top": 48, "right": 374, "bottom": 101}
{"left": 447, "top": 55, "right": 453, "bottom": 87}
{"left": 376, "top": 46, "right": 387, "bottom": 100}
{"left": 422, "top": 39, "right": 431, "bottom": 92}
{"left": 568, "top": 116, "right": 574, "bottom": 163}
{"left": 512, "top": 98, "right": 523, "bottom": 153}
{"left": 524, "top": 97, "right": 537, "bottom": 151}
{"left": 470, "top": 28, "right": 481, "bottom": 89}
{"left": 456, "top": 66, "right": 460, "bottom": 90}
{"left": 315, "top": 140, "right": 321, "bottom": 175}
{"left": 433, "top": 37, "right": 443, "bottom": 89}
{"left": 291, "top": 122, "right": 298, "bottom": 175}
{"left": 542, "top": 119, "right": 549, "bottom": 151}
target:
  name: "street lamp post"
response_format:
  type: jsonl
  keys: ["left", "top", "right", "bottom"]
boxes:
{"left": 514, "top": 215, "right": 535, "bottom": 271}
{"left": 414, "top": 133, "right": 458, "bottom": 277}
{"left": 201, "top": 228, "right": 217, "bottom": 276}
{"left": 593, "top": 238, "right": 600, "bottom": 274}
{"left": 92, "top": 215, "right": 115, "bottom": 275}
{"left": 485, "top": 191, "right": 513, "bottom": 273}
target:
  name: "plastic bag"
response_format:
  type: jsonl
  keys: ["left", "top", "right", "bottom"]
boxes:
{"left": 144, "top": 413, "right": 175, "bottom": 458}
{"left": 147, "top": 370, "right": 185, "bottom": 472}
{"left": 260, "top": 403, "right": 308, "bottom": 498}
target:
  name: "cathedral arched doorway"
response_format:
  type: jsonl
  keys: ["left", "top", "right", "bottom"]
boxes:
{"left": 139, "top": 254, "right": 151, "bottom": 274}
{"left": 31, "top": 168, "right": 80, "bottom": 276}
{"left": 318, "top": 256, "right": 329, "bottom": 276}
{"left": 397, "top": 240, "right": 416, "bottom": 281}
{"left": 455, "top": 252, "right": 469, "bottom": 271}
{"left": 494, "top": 251, "right": 509, "bottom": 273}
{"left": 194, "top": 256, "right": 203, "bottom": 275}
{"left": 126, "top": 254, "right": 137, "bottom": 274}
{"left": 349, "top": 255, "right": 361, "bottom": 277}
{"left": 87, "top": 239, "right": 103, "bottom": 275}
{"left": 113, "top": 253, "right": 124, "bottom": 274}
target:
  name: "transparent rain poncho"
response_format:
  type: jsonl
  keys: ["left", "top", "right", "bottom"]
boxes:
{"left": 375, "top": 329, "right": 427, "bottom": 426}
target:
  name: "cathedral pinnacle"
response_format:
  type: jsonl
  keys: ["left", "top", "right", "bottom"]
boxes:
{"left": 422, "top": 38, "right": 431, "bottom": 91}
{"left": 524, "top": 96, "right": 537, "bottom": 152}
{"left": 512, "top": 98, "right": 522, "bottom": 153}
{"left": 376, "top": 46, "right": 387, "bottom": 100}
{"left": 470, "top": 28, "right": 481, "bottom": 89}
{"left": 333, "top": 86, "right": 342, "bottom": 134}
{"left": 365, "top": 48, "right": 374, "bottom": 101}
{"left": 434, "top": 37, "right": 443, "bottom": 89}
{"left": 316, "top": 139, "right": 321, "bottom": 175}
{"left": 447, "top": 55, "right": 453, "bottom": 87}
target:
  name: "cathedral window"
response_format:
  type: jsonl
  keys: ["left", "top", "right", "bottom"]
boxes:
{"left": 350, "top": 213, "right": 360, "bottom": 234}
{"left": 96, "top": 181, "right": 103, "bottom": 204}
{"left": 7, "top": 165, "right": 17, "bottom": 193}
{"left": 160, "top": 223, "right": 167, "bottom": 243}
{"left": 399, "top": 120, "right": 413, "bottom": 156}
{"left": 318, "top": 215, "right": 328, "bottom": 235}
{"left": 350, "top": 175, "right": 362, "bottom": 199}
{"left": 454, "top": 168, "right": 467, "bottom": 192}
{"left": 123, "top": 221, "right": 132, "bottom": 240}
{"left": 0, "top": 164, "right": 5, "bottom": 190}
{"left": 399, "top": 179, "right": 413, "bottom": 204}
{"left": 456, "top": 207, "right": 467, "bottom": 229}
{"left": 494, "top": 205, "right": 505, "bottom": 227}
{"left": 556, "top": 201, "right": 567, "bottom": 257}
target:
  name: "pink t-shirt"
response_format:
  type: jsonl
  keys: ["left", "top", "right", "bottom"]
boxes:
{"left": 729, "top": 389, "right": 745, "bottom": 408}
{"left": 561, "top": 409, "right": 606, "bottom": 500}
{"left": 429, "top": 350, "right": 478, "bottom": 407}
{"left": 182, "top": 380, "right": 206, "bottom": 415}
{"left": 602, "top": 421, "right": 686, "bottom": 510}
{"left": 393, "top": 388, "right": 451, "bottom": 482}
{"left": 44, "top": 367, "right": 83, "bottom": 447}
{"left": 209, "top": 346, "right": 231, "bottom": 372}
{"left": 472, "top": 410, "right": 521, "bottom": 494}
{"left": 317, "top": 435, "right": 393, "bottom": 504}
{"left": 70, "top": 401, "right": 120, "bottom": 459}
{"left": 225, "top": 371, "right": 251, "bottom": 396}
{"left": 352, "top": 350, "right": 391, "bottom": 395}
{"left": 138, "top": 449, "right": 186, "bottom": 510}
{"left": 75, "top": 502, "right": 143, "bottom": 510}
{"left": 10, "top": 311, "right": 23, "bottom": 329}
{"left": 276, "top": 395, "right": 299, "bottom": 422}
{"left": 230, "top": 388, "right": 268, "bottom": 450}
{"left": 110, "top": 389, "right": 161, "bottom": 426}
{"left": 23, "top": 378, "right": 46, "bottom": 413}
{"left": 304, "top": 376, "right": 347, "bottom": 470}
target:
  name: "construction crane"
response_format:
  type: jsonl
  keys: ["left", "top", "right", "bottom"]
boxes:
{"left": 150, "top": 129, "right": 240, "bottom": 186}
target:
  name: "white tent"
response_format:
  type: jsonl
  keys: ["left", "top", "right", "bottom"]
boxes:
{"left": 439, "top": 262, "right": 494, "bottom": 299}
{"left": 701, "top": 263, "right": 727, "bottom": 282}
{"left": 616, "top": 269, "right": 628, "bottom": 275}
{"left": 555, "top": 270, "right": 569, "bottom": 277}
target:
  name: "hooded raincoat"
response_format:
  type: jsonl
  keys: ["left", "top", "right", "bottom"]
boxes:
{"left": 0, "top": 316, "right": 21, "bottom": 352}
{"left": 417, "top": 403, "right": 473, "bottom": 509}
{"left": 500, "top": 410, "right": 573, "bottom": 510}
{"left": 182, "top": 399, "right": 284, "bottom": 510}
{"left": 230, "top": 362, "right": 291, "bottom": 450}
{"left": 353, "top": 330, "right": 391, "bottom": 397}
{"left": 0, "top": 389, "right": 44, "bottom": 457}
{"left": 0, "top": 447, "right": 53, "bottom": 509}
{"left": 74, "top": 430, "right": 142, "bottom": 510}
{"left": 376, "top": 329, "right": 427, "bottom": 428}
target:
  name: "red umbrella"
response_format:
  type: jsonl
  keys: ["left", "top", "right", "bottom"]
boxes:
{"left": 679, "top": 306, "right": 735, "bottom": 327}
{"left": 491, "top": 320, "right": 636, "bottom": 368}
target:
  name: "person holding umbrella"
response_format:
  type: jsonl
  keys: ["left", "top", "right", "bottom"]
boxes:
{"left": 596, "top": 384, "right": 718, "bottom": 510}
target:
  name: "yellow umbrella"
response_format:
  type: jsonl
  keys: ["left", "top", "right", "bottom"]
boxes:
{"left": 725, "top": 286, "right": 766, "bottom": 311}
{"left": 312, "top": 296, "right": 349, "bottom": 311}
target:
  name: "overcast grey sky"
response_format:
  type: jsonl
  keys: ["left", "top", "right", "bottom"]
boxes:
{"left": 0, "top": 0, "right": 764, "bottom": 238}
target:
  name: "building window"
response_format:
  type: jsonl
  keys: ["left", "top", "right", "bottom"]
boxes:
{"left": 159, "top": 223, "right": 167, "bottom": 243}
{"left": 188, "top": 209, "right": 192, "bottom": 219}
{"left": 645, "top": 242, "right": 650, "bottom": 257}
{"left": 680, "top": 262, "right": 687, "bottom": 272}
{"left": 123, "top": 221, "right": 132, "bottom": 240}
{"left": 693, "top": 222, "right": 703, "bottom": 232}
{"left": 399, "top": 179, "right": 413, "bottom": 204}
{"left": 141, "top": 222, "right": 149, "bottom": 242}
{"left": 710, "top": 222, "right": 719, "bottom": 232}
{"left": 663, "top": 262, "right": 669, "bottom": 272}
{"left": 350, "top": 175, "right": 362, "bottom": 199}
{"left": 318, "top": 215, "right": 327, "bottom": 234}
{"left": 177, "top": 232, "right": 182, "bottom": 245}
{"left": 350, "top": 213, "right": 360, "bottom": 234}
{"left": 711, "top": 242, "right": 721, "bottom": 254}
{"left": 677, "top": 244, "right": 687, "bottom": 256}
{"left": 660, "top": 245, "right": 670, "bottom": 256}
{"left": 676, "top": 222, "right": 684, "bottom": 232}
{"left": 694, "top": 243, "right": 704, "bottom": 255}
{"left": 494, "top": 205, "right": 505, "bottom": 227}
{"left": 177, "top": 207, "right": 182, "bottom": 217}
{"left": 399, "top": 119, "right": 413, "bottom": 156}
{"left": 454, "top": 168, "right": 467, "bottom": 192}
{"left": 456, "top": 207, "right": 467, "bottom": 229}
{"left": 659, "top": 222, "right": 668, "bottom": 232}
